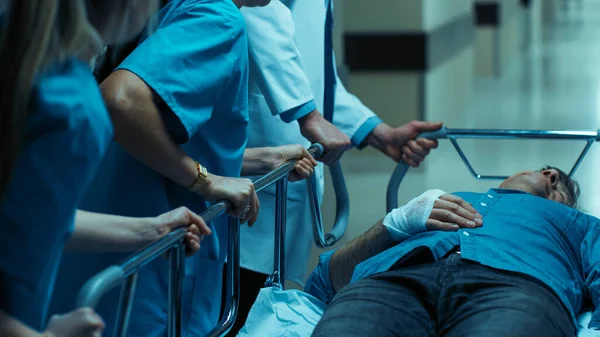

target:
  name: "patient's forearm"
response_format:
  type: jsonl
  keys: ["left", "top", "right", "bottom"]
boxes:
{"left": 329, "top": 221, "right": 396, "bottom": 292}
{"left": 66, "top": 211, "right": 158, "bottom": 252}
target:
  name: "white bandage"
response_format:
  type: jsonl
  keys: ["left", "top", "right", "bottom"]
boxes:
{"left": 383, "top": 189, "right": 447, "bottom": 242}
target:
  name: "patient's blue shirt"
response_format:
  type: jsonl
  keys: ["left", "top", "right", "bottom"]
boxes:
{"left": 305, "top": 188, "right": 600, "bottom": 329}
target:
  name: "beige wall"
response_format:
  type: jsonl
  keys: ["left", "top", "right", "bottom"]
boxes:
{"left": 426, "top": 46, "right": 475, "bottom": 123}
{"left": 344, "top": 0, "right": 423, "bottom": 32}
{"left": 345, "top": 0, "right": 473, "bottom": 33}
{"left": 474, "top": 0, "right": 523, "bottom": 77}
{"left": 500, "top": 13, "right": 522, "bottom": 73}
{"left": 423, "top": 0, "right": 473, "bottom": 31}
{"left": 475, "top": 28, "right": 497, "bottom": 76}
{"left": 543, "top": 0, "right": 557, "bottom": 23}
{"left": 349, "top": 73, "right": 422, "bottom": 126}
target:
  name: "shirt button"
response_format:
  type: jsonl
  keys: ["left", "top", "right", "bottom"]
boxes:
{"left": 463, "top": 231, "right": 470, "bottom": 236}
{"left": 480, "top": 202, "right": 487, "bottom": 207}
{"left": 487, "top": 194, "right": 493, "bottom": 199}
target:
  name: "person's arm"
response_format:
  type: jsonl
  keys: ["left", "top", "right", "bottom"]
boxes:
{"left": 581, "top": 215, "right": 600, "bottom": 329}
{"left": 329, "top": 221, "right": 395, "bottom": 292}
{"left": 305, "top": 193, "right": 482, "bottom": 302}
{"left": 241, "top": 145, "right": 318, "bottom": 181}
{"left": 100, "top": 71, "right": 200, "bottom": 190}
{"left": 241, "top": 2, "right": 350, "bottom": 165}
{"left": 0, "top": 310, "right": 44, "bottom": 337}
{"left": 0, "top": 308, "right": 104, "bottom": 337}
{"left": 65, "top": 207, "right": 210, "bottom": 254}
{"left": 101, "top": 72, "right": 259, "bottom": 224}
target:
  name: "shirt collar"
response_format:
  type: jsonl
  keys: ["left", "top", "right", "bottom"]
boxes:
{"left": 488, "top": 188, "right": 530, "bottom": 196}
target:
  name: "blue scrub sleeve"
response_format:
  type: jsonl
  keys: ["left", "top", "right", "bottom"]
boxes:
{"left": 351, "top": 116, "right": 382, "bottom": 149}
{"left": 279, "top": 100, "right": 316, "bottom": 123}
{"left": 117, "top": 1, "right": 245, "bottom": 143}
{"left": 303, "top": 250, "right": 337, "bottom": 305}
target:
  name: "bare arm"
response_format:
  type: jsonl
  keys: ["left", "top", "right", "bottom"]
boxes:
{"left": 66, "top": 208, "right": 210, "bottom": 254}
{"left": 101, "top": 70, "right": 197, "bottom": 189}
{"left": 242, "top": 145, "right": 318, "bottom": 181}
{"left": 0, "top": 310, "right": 43, "bottom": 337}
{"left": 328, "top": 221, "right": 396, "bottom": 292}
{"left": 242, "top": 148, "right": 278, "bottom": 176}
{"left": 0, "top": 308, "right": 104, "bottom": 337}
{"left": 66, "top": 211, "right": 160, "bottom": 252}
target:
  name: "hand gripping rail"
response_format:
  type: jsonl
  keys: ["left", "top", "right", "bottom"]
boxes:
{"left": 386, "top": 127, "right": 600, "bottom": 212}
{"left": 76, "top": 143, "right": 350, "bottom": 337}
{"left": 263, "top": 145, "right": 350, "bottom": 290}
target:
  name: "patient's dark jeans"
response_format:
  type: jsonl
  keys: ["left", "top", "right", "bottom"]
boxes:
{"left": 312, "top": 253, "right": 575, "bottom": 337}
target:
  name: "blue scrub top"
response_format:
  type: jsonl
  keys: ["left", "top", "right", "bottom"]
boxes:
{"left": 0, "top": 57, "right": 113, "bottom": 330}
{"left": 50, "top": 1, "right": 249, "bottom": 336}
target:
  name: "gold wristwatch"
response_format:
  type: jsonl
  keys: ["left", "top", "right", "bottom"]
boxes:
{"left": 188, "top": 161, "right": 208, "bottom": 195}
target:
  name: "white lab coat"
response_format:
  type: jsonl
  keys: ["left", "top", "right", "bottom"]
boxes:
{"left": 240, "top": 0, "right": 378, "bottom": 286}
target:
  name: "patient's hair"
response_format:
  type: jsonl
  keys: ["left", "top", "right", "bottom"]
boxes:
{"left": 542, "top": 166, "right": 580, "bottom": 209}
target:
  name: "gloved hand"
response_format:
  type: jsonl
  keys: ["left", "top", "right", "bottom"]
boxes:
{"left": 383, "top": 190, "right": 483, "bottom": 241}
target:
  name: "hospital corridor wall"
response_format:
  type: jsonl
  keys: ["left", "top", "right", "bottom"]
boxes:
{"left": 301, "top": 0, "right": 600, "bottom": 286}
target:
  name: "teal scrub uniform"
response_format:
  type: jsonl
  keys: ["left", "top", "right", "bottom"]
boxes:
{"left": 0, "top": 58, "right": 113, "bottom": 330}
{"left": 50, "top": 1, "right": 249, "bottom": 336}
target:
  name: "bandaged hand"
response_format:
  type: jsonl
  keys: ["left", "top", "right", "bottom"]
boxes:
{"left": 383, "top": 190, "right": 483, "bottom": 241}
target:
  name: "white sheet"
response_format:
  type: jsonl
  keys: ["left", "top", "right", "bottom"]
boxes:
{"left": 238, "top": 287, "right": 600, "bottom": 337}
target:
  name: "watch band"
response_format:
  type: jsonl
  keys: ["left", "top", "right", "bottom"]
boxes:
{"left": 188, "top": 161, "right": 208, "bottom": 195}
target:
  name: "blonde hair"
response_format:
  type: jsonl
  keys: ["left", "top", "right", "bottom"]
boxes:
{"left": 0, "top": 0, "right": 154, "bottom": 198}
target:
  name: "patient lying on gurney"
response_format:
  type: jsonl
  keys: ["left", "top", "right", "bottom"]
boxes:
{"left": 241, "top": 167, "right": 600, "bottom": 337}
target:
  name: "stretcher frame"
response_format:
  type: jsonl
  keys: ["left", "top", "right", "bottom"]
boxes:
{"left": 386, "top": 127, "right": 600, "bottom": 212}
{"left": 75, "top": 144, "right": 350, "bottom": 337}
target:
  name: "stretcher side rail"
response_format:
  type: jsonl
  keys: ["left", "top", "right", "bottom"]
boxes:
{"left": 76, "top": 143, "right": 350, "bottom": 337}
{"left": 386, "top": 127, "right": 600, "bottom": 212}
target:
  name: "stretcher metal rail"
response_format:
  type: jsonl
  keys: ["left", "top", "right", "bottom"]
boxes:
{"left": 387, "top": 127, "right": 600, "bottom": 212}
{"left": 76, "top": 144, "right": 350, "bottom": 337}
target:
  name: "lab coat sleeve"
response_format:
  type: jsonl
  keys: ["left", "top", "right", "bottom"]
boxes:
{"left": 241, "top": 1, "right": 316, "bottom": 122}
{"left": 117, "top": 3, "right": 246, "bottom": 142}
{"left": 581, "top": 215, "right": 600, "bottom": 329}
{"left": 331, "top": 58, "right": 383, "bottom": 149}
{"left": 304, "top": 250, "right": 337, "bottom": 305}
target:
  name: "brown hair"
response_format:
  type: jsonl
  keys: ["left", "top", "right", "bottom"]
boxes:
{"left": 0, "top": 0, "right": 104, "bottom": 198}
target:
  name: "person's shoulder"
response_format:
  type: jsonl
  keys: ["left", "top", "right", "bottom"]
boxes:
{"left": 33, "top": 58, "right": 112, "bottom": 142}
{"left": 175, "top": 0, "right": 246, "bottom": 37}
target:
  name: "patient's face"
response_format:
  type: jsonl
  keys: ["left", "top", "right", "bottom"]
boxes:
{"left": 499, "top": 169, "right": 573, "bottom": 206}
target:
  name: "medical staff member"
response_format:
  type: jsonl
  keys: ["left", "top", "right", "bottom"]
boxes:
{"left": 0, "top": 0, "right": 159, "bottom": 333}
{"left": 231, "top": 1, "right": 443, "bottom": 333}
{"left": 51, "top": 0, "right": 316, "bottom": 336}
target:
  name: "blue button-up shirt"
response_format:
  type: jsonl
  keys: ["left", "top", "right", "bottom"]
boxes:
{"left": 305, "top": 189, "right": 600, "bottom": 329}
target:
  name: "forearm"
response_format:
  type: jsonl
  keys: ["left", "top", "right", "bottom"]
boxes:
{"left": 0, "top": 310, "right": 43, "bottom": 337}
{"left": 66, "top": 211, "right": 158, "bottom": 252}
{"left": 329, "top": 221, "right": 396, "bottom": 292}
{"left": 241, "top": 147, "right": 277, "bottom": 176}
